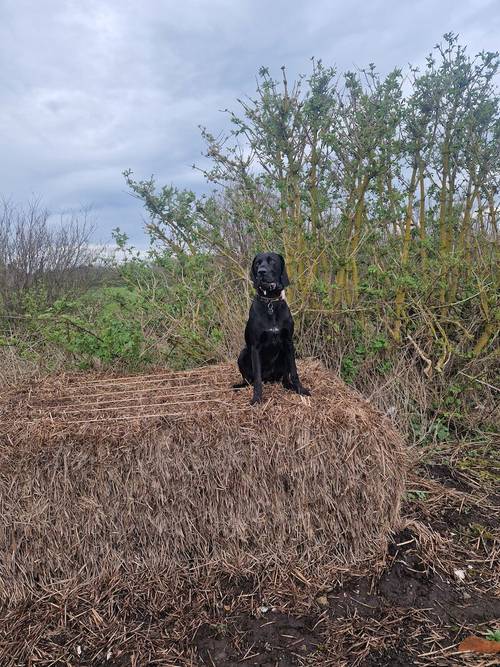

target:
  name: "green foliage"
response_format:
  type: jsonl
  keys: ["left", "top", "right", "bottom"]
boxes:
{"left": 340, "top": 332, "right": 390, "bottom": 383}
{"left": 485, "top": 629, "right": 500, "bottom": 642}
{"left": 408, "top": 414, "right": 454, "bottom": 445}
{"left": 406, "top": 490, "right": 428, "bottom": 502}
{"left": 340, "top": 355, "right": 357, "bottom": 383}
{"left": 429, "top": 419, "right": 451, "bottom": 443}
{"left": 122, "top": 36, "right": 499, "bottom": 371}
{"left": 39, "top": 289, "right": 146, "bottom": 368}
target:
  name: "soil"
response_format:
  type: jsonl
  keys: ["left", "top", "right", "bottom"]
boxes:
{"left": 192, "top": 458, "right": 500, "bottom": 666}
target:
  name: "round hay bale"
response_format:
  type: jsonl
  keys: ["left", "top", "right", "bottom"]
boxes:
{"left": 0, "top": 360, "right": 406, "bottom": 605}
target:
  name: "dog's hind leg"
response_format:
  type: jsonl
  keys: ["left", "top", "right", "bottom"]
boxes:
{"left": 233, "top": 348, "right": 253, "bottom": 389}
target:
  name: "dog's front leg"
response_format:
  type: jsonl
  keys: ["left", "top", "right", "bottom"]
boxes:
{"left": 250, "top": 345, "right": 263, "bottom": 404}
{"left": 285, "top": 339, "right": 311, "bottom": 396}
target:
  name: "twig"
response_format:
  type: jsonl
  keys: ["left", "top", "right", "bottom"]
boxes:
{"left": 457, "top": 371, "right": 499, "bottom": 393}
{"left": 407, "top": 334, "right": 433, "bottom": 377}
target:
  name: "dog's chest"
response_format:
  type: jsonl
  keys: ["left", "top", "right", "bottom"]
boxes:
{"left": 249, "top": 298, "right": 291, "bottom": 346}
{"left": 259, "top": 324, "right": 284, "bottom": 344}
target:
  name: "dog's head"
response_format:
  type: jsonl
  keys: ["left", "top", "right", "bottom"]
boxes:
{"left": 250, "top": 252, "right": 290, "bottom": 293}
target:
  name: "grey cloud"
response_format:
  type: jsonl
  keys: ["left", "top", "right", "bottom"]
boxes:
{"left": 1, "top": 0, "right": 498, "bottom": 246}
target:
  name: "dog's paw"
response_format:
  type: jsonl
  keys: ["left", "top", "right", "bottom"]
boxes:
{"left": 298, "top": 386, "right": 311, "bottom": 396}
{"left": 232, "top": 382, "right": 248, "bottom": 390}
{"left": 250, "top": 395, "right": 263, "bottom": 405}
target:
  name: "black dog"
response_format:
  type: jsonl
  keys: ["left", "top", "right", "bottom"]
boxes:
{"left": 235, "top": 252, "right": 310, "bottom": 405}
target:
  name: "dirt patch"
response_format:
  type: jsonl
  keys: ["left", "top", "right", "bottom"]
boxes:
{"left": 195, "top": 613, "right": 320, "bottom": 666}
{"left": 425, "top": 463, "right": 473, "bottom": 492}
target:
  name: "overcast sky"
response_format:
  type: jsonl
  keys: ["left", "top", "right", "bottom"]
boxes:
{"left": 1, "top": 0, "right": 499, "bottom": 246}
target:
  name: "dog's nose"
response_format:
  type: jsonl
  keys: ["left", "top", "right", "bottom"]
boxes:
{"left": 257, "top": 268, "right": 267, "bottom": 276}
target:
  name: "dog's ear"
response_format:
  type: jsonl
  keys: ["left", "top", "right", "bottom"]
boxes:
{"left": 250, "top": 256, "right": 259, "bottom": 288}
{"left": 278, "top": 254, "right": 290, "bottom": 288}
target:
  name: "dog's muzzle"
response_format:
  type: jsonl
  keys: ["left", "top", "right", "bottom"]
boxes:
{"left": 258, "top": 280, "right": 278, "bottom": 293}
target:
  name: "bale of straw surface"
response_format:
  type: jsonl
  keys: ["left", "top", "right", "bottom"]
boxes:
{"left": 0, "top": 360, "right": 406, "bottom": 663}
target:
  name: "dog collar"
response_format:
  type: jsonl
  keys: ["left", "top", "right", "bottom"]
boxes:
{"left": 256, "top": 292, "right": 283, "bottom": 313}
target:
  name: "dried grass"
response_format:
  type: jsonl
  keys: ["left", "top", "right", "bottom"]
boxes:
{"left": 0, "top": 359, "right": 406, "bottom": 664}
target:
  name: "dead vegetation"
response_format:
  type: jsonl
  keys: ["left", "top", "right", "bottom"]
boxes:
{"left": 1, "top": 361, "right": 498, "bottom": 666}
{"left": 0, "top": 360, "right": 410, "bottom": 665}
